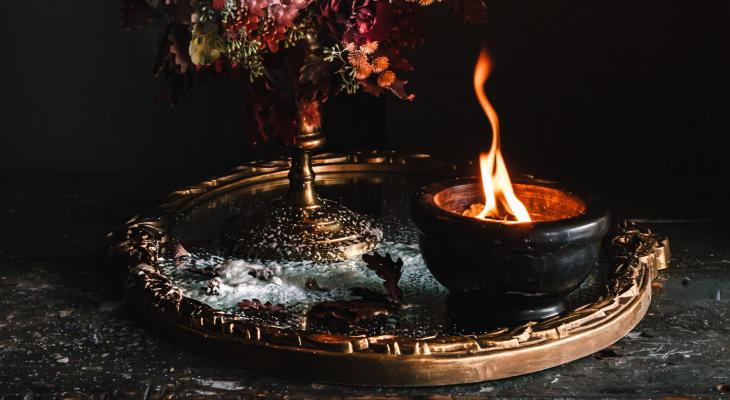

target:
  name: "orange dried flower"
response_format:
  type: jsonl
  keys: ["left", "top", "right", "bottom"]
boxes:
{"left": 377, "top": 70, "right": 396, "bottom": 88}
{"left": 372, "top": 56, "right": 389, "bottom": 73}
{"left": 298, "top": 100, "right": 321, "bottom": 133}
{"left": 347, "top": 50, "right": 369, "bottom": 68}
{"left": 355, "top": 63, "right": 373, "bottom": 80}
{"left": 359, "top": 41, "right": 379, "bottom": 55}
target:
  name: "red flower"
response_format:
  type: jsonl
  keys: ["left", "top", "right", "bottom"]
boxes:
{"left": 212, "top": 0, "right": 226, "bottom": 11}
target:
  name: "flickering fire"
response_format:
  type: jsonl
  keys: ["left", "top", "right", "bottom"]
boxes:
{"left": 463, "top": 49, "right": 532, "bottom": 223}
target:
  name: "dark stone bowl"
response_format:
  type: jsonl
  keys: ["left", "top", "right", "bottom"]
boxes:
{"left": 411, "top": 177, "right": 611, "bottom": 322}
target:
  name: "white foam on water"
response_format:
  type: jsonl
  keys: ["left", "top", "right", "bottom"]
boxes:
{"left": 159, "top": 241, "right": 446, "bottom": 314}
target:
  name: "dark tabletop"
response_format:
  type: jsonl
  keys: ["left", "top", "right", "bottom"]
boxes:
{"left": 1, "top": 173, "right": 729, "bottom": 399}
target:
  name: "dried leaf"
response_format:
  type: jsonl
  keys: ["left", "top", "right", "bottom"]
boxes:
{"left": 388, "top": 79, "right": 415, "bottom": 101}
{"left": 237, "top": 299, "right": 286, "bottom": 312}
{"left": 359, "top": 79, "right": 385, "bottom": 98}
{"left": 362, "top": 252, "right": 404, "bottom": 303}
{"left": 174, "top": 243, "right": 190, "bottom": 259}
{"left": 308, "top": 300, "right": 390, "bottom": 325}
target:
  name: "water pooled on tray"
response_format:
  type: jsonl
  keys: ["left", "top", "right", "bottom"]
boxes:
{"left": 159, "top": 172, "right": 610, "bottom": 337}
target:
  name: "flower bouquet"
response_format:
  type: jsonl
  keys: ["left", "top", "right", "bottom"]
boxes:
{"left": 122, "top": 0, "right": 486, "bottom": 143}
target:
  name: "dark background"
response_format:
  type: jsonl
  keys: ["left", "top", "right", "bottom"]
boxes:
{"left": 2, "top": 0, "right": 729, "bottom": 219}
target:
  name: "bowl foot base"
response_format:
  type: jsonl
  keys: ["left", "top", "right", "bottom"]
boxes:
{"left": 446, "top": 293, "right": 567, "bottom": 328}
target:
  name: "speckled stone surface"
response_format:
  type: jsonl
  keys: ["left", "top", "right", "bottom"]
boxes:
{"left": 1, "top": 173, "right": 729, "bottom": 398}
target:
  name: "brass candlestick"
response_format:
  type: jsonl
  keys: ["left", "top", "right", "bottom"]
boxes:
{"left": 222, "top": 101, "right": 381, "bottom": 262}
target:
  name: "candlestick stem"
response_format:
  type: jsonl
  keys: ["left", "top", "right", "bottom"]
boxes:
{"left": 286, "top": 130, "right": 325, "bottom": 208}
{"left": 221, "top": 103, "right": 380, "bottom": 262}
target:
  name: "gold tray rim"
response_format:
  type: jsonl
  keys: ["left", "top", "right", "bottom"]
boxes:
{"left": 111, "top": 151, "right": 668, "bottom": 386}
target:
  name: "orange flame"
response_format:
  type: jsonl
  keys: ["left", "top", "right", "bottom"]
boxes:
{"left": 473, "top": 48, "right": 531, "bottom": 223}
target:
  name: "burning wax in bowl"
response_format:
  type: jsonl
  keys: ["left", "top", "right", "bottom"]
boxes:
{"left": 409, "top": 48, "right": 610, "bottom": 322}
{"left": 411, "top": 178, "right": 610, "bottom": 322}
{"left": 439, "top": 183, "right": 587, "bottom": 223}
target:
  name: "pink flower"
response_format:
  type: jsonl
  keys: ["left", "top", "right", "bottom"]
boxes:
{"left": 268, "top": 0, "right": 311, "bottom": 27}
{"left": 212, "top": 0, "right": 226, "bottom": 11}
{"left": 242, "top": 0, "right": 267, "bottom": 18}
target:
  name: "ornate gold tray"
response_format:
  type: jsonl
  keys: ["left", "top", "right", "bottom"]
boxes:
{"left": 111, "top": 151, "right": 669, "bottom": 387}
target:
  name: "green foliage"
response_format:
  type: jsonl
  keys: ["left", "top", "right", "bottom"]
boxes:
{"left": 194, "top": 1, "right": 218, "bottom": 23}
{"left": 284, "top": 21, "right": 311, "bottom": 49}
{"left": 227, "top": 37, "right": 265, "bottom": 81}
{"left": 323, "top": 44, "right": 360, "bottom": 95}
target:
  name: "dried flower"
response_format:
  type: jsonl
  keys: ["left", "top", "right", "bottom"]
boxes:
{"left": 347, "top": 50, "right": 369, "bottom": 68}
{"left": 377, "top": 70, "right": 396, "bottom": 88}
{"left": 125, "top": 0, "right": 487, "bottom": 143}
{"left": 355, "top": 63, "right": 373, "bottom": 80}
{"left": 372, "top": 56, "right": 389, "bottom": 73}
{"left": 359, "top": 41, "right": 379, "bottom": 54}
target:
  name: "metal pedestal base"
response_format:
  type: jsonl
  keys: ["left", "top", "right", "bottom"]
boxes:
{"left": 222, "top": 198, "right": 381, "bottom": 262}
